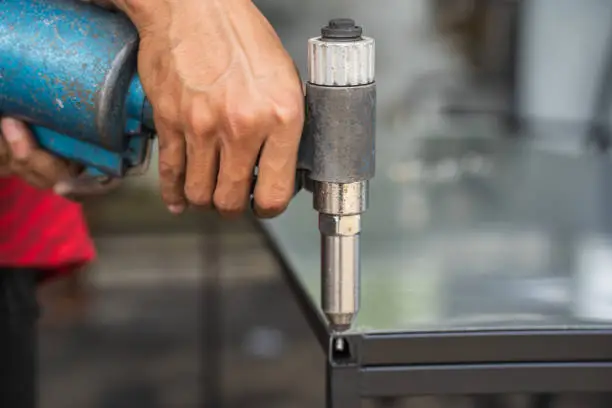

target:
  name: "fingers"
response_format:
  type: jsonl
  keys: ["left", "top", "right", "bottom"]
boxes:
{"left": 1, "top": 118, "right": 74, "bottom": 189}
{"left": 178, "top": 93, "right": 302, "bottom": 219}
{"left": 184, "top": 132, "right": 219, "bottom": 210}
{"left": 155, "top": 117, "right": 187, "bottom": 214}
{"left": 253, "top": 109, "right": 304, "bottom": 218}
{"left": 11, "top": 151, "right": 74, "bottom": 187}
{"left": 131, "top": 0, "right": 308, "bottom": 219}
{"left": 213, "top": 139, "right": 259, "bottom": 218}
{"left": 55, "top": 177, "right": 122, "bottom": 199}
{"left": 2, "top": 118, "right": 34, "bottom": 160}
{"left": 209, "top": 101, "right": 263, "bottom": 217}
{"left": 183, "top": 100, "right": 219, "bottom": 210}
{"left": 0, "top": 117, "right": 114, "bottom": 199}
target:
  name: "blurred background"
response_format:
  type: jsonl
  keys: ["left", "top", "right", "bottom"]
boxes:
{"left": 38, "top": 0, "right": 612, "bottom": 407}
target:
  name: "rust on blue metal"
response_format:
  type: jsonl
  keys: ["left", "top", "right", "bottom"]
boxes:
{"left": 0, "top": 0, "right": 155, "bottom": 177}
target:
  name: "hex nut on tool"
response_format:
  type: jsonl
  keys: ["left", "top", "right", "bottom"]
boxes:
{"left": 319, "top": 214, "right": 362, "bottom": 236}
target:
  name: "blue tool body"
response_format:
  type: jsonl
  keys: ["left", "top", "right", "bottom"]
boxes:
{"left": 0, "top": 0, "right": 154, "bottom": 177}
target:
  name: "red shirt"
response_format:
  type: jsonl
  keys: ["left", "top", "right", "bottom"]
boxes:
{"left": 0, "top": 176, "right": 96, "bottom": 280}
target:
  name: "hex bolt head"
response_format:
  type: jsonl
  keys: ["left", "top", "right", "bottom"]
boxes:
{"left": 318, "top": 214, "right": 362, "bottom": 236}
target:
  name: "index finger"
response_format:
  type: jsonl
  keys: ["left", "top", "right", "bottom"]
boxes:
{"left": 1, "top": 117, "right": 35, "bottom": 160}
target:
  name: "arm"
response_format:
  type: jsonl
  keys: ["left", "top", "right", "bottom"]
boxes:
{"left": 3, "top": 0, "right": 303, "bottom": 214}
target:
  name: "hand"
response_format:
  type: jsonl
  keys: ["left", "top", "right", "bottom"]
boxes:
{"left": 113, "top": 0, "right": 304, "bottom": 218}
{"left": 0, "top": 118, "right": 120, "bottom": 197}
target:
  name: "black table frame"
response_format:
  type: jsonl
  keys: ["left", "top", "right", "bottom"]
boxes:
{"left": 254, "top": 220, "right": 612, "bottom": 407}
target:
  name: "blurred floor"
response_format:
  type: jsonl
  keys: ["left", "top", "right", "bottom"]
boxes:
{"left": 37, "top": 209, "right": 326, "bottom": 408}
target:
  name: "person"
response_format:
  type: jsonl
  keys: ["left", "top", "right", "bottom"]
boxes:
{"left": 0, "top": 0, "right": 304, "bottom": 406}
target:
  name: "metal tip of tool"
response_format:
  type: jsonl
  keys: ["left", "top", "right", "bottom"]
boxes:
{"left": 326, "top": 313, "right": 355, "bottom": 333}
{"left": 330, "top": 323, "right": 351, "bottom": 333}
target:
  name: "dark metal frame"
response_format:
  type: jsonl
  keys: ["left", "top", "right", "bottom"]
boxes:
{"left": 254, "top": 219, "right": 612, "bottom": 407}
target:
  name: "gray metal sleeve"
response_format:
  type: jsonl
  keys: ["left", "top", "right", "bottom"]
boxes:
{"left": 299, "top": 83, "right": 376, "bottom": 184}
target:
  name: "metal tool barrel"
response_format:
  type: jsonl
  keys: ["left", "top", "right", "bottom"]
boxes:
{"left": 304, "top": 19, "right": 376, "bottom": 332}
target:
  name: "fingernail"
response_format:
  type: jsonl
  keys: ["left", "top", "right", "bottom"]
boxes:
{"left": 1, "top": 118, "right": 28, "bottom": 159}
{"left": 168, "top": 204, "right": 186, "bottom": 214}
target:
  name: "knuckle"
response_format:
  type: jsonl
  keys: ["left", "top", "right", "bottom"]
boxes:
{"left": 274, "top": 98, "right": 303, "bottom": 126}
{"left": 227, "top": 105, "right": 259, "bottom": 138}
{"left": 213, "top": 192, "right": 246, "bottom": 216}
{"left": 184, "top": 108, "right": 215, "bottom": 138}
{"left": 159, "top": 159, "right": 183, "bottom": 181}
{"left": 157, "top": 135, "right": 183, "bottom": 157}
{"left": 185, "top": 186, "right": 213, "bottom": 207}
{"left": 155, "top": 96, "right": 180, "bottom": 127}
{"left": 256, "top": 190, "right": 290, "bottom": 216}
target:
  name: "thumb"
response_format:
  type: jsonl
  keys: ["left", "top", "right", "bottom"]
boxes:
{"left": 54, "top": 177, "right": 122, "bottom": 198}
{"left": 1, "top": 118, "right": 35, "bottom": 161}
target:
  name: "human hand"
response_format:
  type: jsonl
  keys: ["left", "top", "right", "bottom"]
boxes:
{"left": 0, "top": 118, "right": 120, "bottom": 197}
{"left": 112, "top": 0, "right": 304, "bottom": 218}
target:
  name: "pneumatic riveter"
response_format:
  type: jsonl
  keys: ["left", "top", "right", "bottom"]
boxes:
{"left": 0, "top": 0, "right": 376, "bottom": 332}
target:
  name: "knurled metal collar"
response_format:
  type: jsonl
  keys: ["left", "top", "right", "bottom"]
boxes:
{"left": 308, "top": 35, "right": 375, "bottom": 86}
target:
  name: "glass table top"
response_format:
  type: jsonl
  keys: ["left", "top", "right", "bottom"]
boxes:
{"left": 262, "top": 118, "right": 612, "bottom": 334}
{"left": 257, "top": 0, "right": 612, "bottom": 334}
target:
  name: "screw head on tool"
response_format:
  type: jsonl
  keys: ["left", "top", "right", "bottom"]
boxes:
{"left": 321, "top": 18, "right": 363, "bottom": 40}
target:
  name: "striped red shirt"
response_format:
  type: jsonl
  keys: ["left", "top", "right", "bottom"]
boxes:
{"left": 0, "top": 176, "right": 96, "bottom": 280}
